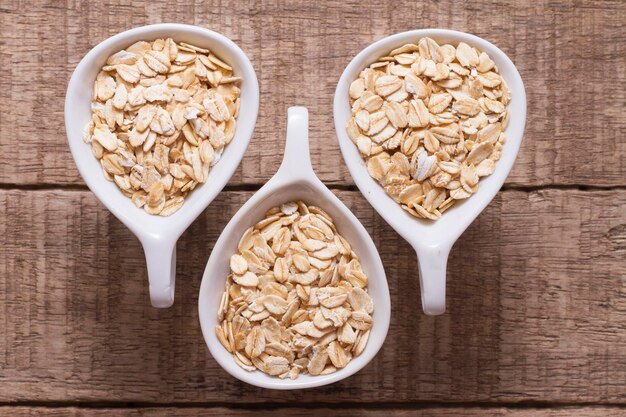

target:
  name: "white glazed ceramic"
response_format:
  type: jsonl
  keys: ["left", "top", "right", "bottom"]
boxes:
{"left": 65, "top": 24, "right": 259, "bottom": 308}
{"left": 198, "top": 107, "right": 390, "bottom": 389}
{"left": 334, "top": 29, "right": 526, "bottom": 315}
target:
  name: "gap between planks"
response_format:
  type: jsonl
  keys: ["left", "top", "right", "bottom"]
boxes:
{"left": 0, "top": 401, "right": 625, "bottom": 410}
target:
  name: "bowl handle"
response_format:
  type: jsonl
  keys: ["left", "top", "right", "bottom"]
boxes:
{"left": 276, "top": 106, "right": 315, "bottom": 180}
{"left": 142, "top": 237, "right": 177, "bottom": 308}
{"left": 414, "top": 243, "right": 451, "bottom": 315}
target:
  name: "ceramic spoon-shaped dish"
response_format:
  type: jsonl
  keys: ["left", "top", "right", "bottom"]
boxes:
{"left": 334, "top": 29, "right": 526, "bottom": 315}
{"left": 198, "top": 107, "right": 390, "bottom": 389}
{"left": 65, "top": 24, "right": 259, "bottom": 307}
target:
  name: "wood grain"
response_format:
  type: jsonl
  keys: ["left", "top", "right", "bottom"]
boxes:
{"left": 1, "top": 0, "right": 625, "bottom": 410}
{"left": 1, "top": 189, "right": 624, "bottom": 403}
{"left": 0, "top": 0, "right": 624, "bottom": 187}
{"left": 1, "top": 407, "right": 624, "bottom": 417}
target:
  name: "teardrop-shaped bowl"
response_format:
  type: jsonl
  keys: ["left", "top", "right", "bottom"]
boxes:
{"left": 198, "top": 107, "right": 390, "bottom": 389}
{"left": 65, "top": 24, "right": 259, "bottom": 308}
{"left": 333, "top": 29, "right": 526, "bottom": 315}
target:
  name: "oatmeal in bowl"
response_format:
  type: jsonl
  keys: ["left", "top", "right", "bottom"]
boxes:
{"left": 85, "top": 37, "right": 242, "bottom": 216}
{"left": 334, "top": 29, "right": 525, "bottom": 314}
{"left": 66, "top": 24, "right": 259, "bottom": 307}
{"left": 345, "top": 36, "right": 510, "bottom": 220}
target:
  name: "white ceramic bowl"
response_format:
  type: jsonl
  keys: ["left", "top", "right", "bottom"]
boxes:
{"left": 65, "top": 23, "right": 259, "bottom": 308}
{"left": 334, "top": 29, "right": 526, "bottom": 315}
{"left": 199, "top": 107, "right": 390, "bottom": 389}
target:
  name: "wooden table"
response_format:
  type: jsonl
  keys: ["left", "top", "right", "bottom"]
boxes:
{"left": 1, "top": 1, "right": 625, "bottom": 416}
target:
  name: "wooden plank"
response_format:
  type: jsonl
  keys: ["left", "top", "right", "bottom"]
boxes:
{"left": 1, "top": 406, "right": 624, "bottom": 417}
{"left": 0, "top": 189, "right": 625, "bottom": 403}
{"left": 0, "top": 0, "right": 624, "bottom": 187}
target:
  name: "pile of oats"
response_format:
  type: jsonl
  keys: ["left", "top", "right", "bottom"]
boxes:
{"left": 216, "top": 201, "right": 374, "bottom": 379}
{"left": 84, "top": 38, "right": 241, "bottom": 216}
{"left": 346, "top": 37, "right": 510, "bottom": 220}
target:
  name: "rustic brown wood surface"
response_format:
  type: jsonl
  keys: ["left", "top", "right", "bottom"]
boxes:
{"left": 1, "top": 406, "right": 625, "bottom": 417}
{"left": 0, "top": 0, "right": 625, "bottom": 187}
{"left": 1, "top": 190, "right": 625, "bottom": 409}
{"left": 1, "top": 0, "right": 625, "bottom": 416}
